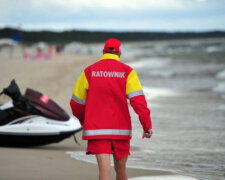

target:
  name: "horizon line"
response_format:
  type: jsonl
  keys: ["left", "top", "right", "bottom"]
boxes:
{"left": 1, "top": 26, "right": 225, "bottom": 34}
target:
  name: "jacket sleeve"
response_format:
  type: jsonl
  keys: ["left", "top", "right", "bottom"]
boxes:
{"left": 126, "top": 69, "right": 152, "bottom": 131}
{"left": 70, "top": 71, "right": 89, "bottom": 125}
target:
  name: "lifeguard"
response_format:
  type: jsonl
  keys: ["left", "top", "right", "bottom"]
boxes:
{"left": 70, "top": 38, "right": 152, "bottom": 180}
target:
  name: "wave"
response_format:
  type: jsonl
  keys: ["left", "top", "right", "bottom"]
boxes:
{"left": 213, "top": 82, "right": 225, "bottom": 93}
{"left": 218, "top": 104, "right": 225, "bottom": 111}
{"left": 129, "top": 175, "right": 198, "bottom": 180}
{"left": 216, "top": 69, "right": 225, "bottom": 79}
{"left": 147, "top": 70, "right": 175, "bottom": 78}
{"left": 206, "top": 46, "right": 224, "bottom": 53}
{"left": 127, "top": 58, "right": 171, "bottom": 69}
{"left": 143, "top": 86, "right": 178, "bottom": 100}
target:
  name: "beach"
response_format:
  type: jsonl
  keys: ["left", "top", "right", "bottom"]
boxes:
{"left": 1, "top": 38, "right": 225, "bottom": 179}
{"left": 0, "top": 133, "right": 173, "bottom": 180}
{"left": 0, "top": 50, "right": 174, "bottom": 180}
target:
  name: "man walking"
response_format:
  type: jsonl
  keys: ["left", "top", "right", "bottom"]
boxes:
{"left": 70, "top": 38, "right": 152, "bottom": 180}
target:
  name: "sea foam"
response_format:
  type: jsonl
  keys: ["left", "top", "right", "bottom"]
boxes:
{"left": 128, "top": 58, "right": 171, "bottom": 69}
{"left": 143, "top": 86, "right": 178, "bottom": 100}
{"left": 216, "top": 69, "right": 225, "bottom": 79}
{"left": 213, "top": 82, "right": 225, "bottom": 93}
{"left": 128, "top": 175, "right": 198, "bottom": 180}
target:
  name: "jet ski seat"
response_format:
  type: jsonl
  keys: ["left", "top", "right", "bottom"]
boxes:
{"left": 25, "top": 88, "right": 69, "bottom": 121}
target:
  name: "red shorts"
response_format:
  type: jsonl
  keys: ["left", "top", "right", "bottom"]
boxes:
{"left": 86, "top": 139, "right": 130, "bottom": 160}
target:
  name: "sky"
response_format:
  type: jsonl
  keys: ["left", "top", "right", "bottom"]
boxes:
{"left": 0, "top": 0, "right": 225, "bottom": 32}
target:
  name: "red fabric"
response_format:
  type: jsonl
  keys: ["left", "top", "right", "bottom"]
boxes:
{"left": 130, "top": 95, "right": 152, "bottom": 130}
{"left": 103, "top": 38, "right": 121, "bottom": 53}
{"left": 83, "top": 59, "right": 133, "bottom": 140}
{"left": 70, "top": 99, "right": 85, "bottom": 125}
{"left": 86, "top": 139, "right": 130, "bottom": 159}
{"left": 70, "top": 56, "right": 152, "bottom": 140}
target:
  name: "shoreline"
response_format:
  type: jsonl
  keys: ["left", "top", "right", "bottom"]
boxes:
{"left": 0, "top": 132, "right": 174, "bottom": 180}
{"left": 0, "top": 51, "right": 202, "bottom": 179}
{"left": 0, "top": 52, "right": 175, "bottom": 179}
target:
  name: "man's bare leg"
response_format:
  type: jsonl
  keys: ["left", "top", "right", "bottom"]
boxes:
{"left": 113, "top": 155, "right": 128, "bottom": 180}
{"left": 96, "top": 154, "right": 111, "bottom": 180}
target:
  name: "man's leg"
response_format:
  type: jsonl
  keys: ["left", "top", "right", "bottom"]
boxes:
{"left": 113, "top": 155, "right": 128, "bottom": 180}
{"left": 96, "top": 154, "right": 111, "bottom": 180}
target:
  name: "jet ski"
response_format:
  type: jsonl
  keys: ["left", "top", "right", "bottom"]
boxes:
{"left": 0, "top": 80, "right": 82, "bottom": 147}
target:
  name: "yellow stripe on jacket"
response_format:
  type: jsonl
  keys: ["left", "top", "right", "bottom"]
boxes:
{"left": 126, "top": 70, "right": 143, "bottom": 98}
{"left": 72, "top": 71, "right": 89, "bottom": 102}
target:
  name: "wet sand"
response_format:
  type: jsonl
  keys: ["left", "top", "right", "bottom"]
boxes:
{"left": 0, "top": 133, "right": 173, "bottom": 180}
{"left": 0, "top": 50, "right": 173, "bottom": 179}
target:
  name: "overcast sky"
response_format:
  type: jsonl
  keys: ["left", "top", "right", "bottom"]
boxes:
{"left": 1, "top": 0, "right": 225, "bottom": 32}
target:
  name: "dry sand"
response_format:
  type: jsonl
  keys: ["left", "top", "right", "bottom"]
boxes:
{"left": 0, "top": 50, "right": 173, "bottom": 179}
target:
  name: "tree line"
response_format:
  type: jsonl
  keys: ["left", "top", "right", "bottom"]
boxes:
{"left": 1, "top": 27, "right": 225, "bottom": 44}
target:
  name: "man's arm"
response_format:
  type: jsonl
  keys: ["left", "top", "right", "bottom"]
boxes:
{"left": 126, "top": 70, "right": 152, "bottom": 137}
{"left": 70, "top": 71, "right": 89, "bottom": 125}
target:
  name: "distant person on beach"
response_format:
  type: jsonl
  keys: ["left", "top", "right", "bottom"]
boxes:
{"left": 70, "top": 38, "right": 152, "bottom": 180}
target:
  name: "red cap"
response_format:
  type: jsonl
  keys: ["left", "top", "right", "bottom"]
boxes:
{"left": 103, "top": 38, "right": 121, "bottom": 53}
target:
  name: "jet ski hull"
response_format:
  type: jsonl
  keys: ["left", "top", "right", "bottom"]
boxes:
{"left": 0, "top": 128, "right": 82, "bottom": 147}
{"left": 0, "top": 115, "right": 82, "bottom": 147}
{"left": 0, "top": 80, "right": 82, "bottom": 147}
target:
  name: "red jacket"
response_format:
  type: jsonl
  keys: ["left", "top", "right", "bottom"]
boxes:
{"left": 70, "top": 53, "right": 152, "bottom": 140}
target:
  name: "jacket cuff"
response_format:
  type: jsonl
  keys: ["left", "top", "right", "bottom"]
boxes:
{"left": 70, "top": 99, "right": 85, "bottom": 125}
{"left": 141, "top": 117, "right": 152, "bottom": 131}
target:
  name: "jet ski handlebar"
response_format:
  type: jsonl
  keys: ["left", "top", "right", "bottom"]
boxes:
{"left": 1, "top": 79, "right": 22, "bottom": 100}
{"left": 1, "top": 80, "right": 30, "bottom": 110}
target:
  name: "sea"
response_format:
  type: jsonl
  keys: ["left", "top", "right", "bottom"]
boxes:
{"left": 67, "top": 38, "right": 225, "bottom": 180}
